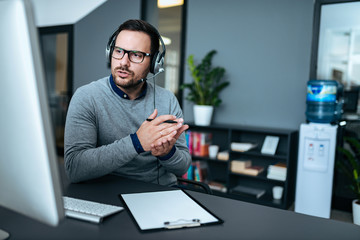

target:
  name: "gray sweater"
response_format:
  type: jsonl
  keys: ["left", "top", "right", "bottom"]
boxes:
{"left": 64, "top": 76, "right": 191, "bottom": 186}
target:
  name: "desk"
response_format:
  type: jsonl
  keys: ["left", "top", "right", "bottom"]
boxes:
{"left": 1, "top": 169, "right": 360, "bottom": 240}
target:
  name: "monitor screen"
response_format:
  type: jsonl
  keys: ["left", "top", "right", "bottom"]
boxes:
{"left": 0, "top": 0, "right": 64, "bottom": 233}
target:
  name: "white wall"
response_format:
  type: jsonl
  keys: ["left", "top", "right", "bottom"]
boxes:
{"left": 32, "top": 0, "right": 107, "bottom": 27}
{"left": 73, "top": 0, "right": 141, "bottom": 90}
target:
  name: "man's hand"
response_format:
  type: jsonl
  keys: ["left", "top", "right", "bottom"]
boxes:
{"left": 136, "top": 109, "right": 188, "bottom": 156}
{"left": 150, "top": 122, "right": 188, "bottom": 157}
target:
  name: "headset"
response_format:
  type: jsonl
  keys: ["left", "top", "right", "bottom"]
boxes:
{"left": 105, "top": 27, "right": 166, "bottom": 75}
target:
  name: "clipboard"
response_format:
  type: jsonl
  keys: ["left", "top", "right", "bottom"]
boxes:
{"left": 119, "top": 189, "right": 223, "bottom": 231}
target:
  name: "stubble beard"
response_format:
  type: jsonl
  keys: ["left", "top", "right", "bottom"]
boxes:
{"left": 113, "top": 66, "right": 138, "bottom": 90}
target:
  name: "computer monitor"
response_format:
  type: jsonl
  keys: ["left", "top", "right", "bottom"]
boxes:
{"left": 0, "top": 0, "right": 64, "bottom": 238}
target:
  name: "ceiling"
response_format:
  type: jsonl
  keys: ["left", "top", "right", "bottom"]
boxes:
{"left": 31, "top": 0, "right": 182, "bottom": 38}
{"left": 31, "top": 0, "right": 107, "bottom": 27}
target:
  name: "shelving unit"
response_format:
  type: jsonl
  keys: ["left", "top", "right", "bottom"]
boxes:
{"left": 186, "top": 123, "right": 298, "bottom": 209}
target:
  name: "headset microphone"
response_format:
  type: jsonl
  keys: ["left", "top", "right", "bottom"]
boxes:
{"left": 137, "top": 68, "right": 164, "bottom": 84}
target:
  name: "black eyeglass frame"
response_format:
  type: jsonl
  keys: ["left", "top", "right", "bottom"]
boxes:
{"left": 112, "top": 46, "right": 151, "bottom": 63}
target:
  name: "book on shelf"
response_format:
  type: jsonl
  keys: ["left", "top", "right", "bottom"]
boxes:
{"left": 237, "top": 166, "right": 264, "bottom": 176}
{"left": 195, "top": 161, "right": 208, "bottom": 182}
{"left": 269, "top": 162, "right": 287, "bottom": 170}
{"left": 230, "top": 142, "right": 257, "bottom": 152}
{"left": 231, "top": 160, "right": 251, "bottom": 172}
{"left": 207, "top": 181, "right": 227, "bottom": 193}
{"left": 182, "top": 161, "right": 208, "bottom": 182}
{"left": 186, "top": 131, "right": 212, "bottom": 157}
{"left": 185, "top": 130, "right": 193, "bottom": 155}
{"left": 267, "top": 166, "right": 286, "bottom": 176}
{"left": 231, "top": 160, "right": 264, "bottom": 176}
{"left": 267, "top": 162, "right": 287, "bottom": 181}
{"left": 230, "top": 185, "right": 266, "bottom": 199}
{"left": 268, "top": 165, "right": 287, "bottom": 174}
{"left": 182, "top": 164, "right": 194, "bottom": 180}
{"left": 217, "top": 150, "right": 229, "bottom": 161}
{"left": 267, "top": 173, "right": 286, "bottom": 181}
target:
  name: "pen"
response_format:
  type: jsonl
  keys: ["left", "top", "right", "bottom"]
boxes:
{"left": 146, "top": 118, "right": 177, "bottom": 124}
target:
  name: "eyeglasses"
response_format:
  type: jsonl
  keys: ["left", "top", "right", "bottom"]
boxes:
{"left": 112, "top": 46, "right": 151, "bottom": 63}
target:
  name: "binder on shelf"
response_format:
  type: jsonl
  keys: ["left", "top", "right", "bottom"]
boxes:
{"left": 230, "top": 185, "right": 266, "bottom": 199}
{"left": 119, "top": 190, "right": 223, "bottom": 231}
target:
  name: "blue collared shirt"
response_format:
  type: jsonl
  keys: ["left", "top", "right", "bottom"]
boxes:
{"left": 109, "top": 74, "right": 147, "bottom": 100}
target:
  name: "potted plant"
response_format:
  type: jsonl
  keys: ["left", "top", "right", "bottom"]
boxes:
{"left": 181, "top": 50, "right": 229, "bottom": 126}
{"left": 337, "top": 136, "right": 360, "bottom": 225}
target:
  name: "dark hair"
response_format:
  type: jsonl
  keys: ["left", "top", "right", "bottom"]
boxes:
{"left": 116, "top": 19, "right": 160, "bottom": 58}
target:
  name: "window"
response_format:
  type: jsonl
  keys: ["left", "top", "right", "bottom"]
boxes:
{"left": 39, "top": 25, "right": 73, "bottom": 155}
{"left": 142, "top": 0, "right": 186, "bottom": 102}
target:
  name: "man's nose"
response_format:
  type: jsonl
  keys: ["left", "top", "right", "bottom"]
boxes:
{"left": 119, "top": 52, "right": 130, "bottom": 65}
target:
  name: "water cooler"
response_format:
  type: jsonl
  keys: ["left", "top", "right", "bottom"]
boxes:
{"left": 295, "top": 80, "right": 342, "bottom": 218}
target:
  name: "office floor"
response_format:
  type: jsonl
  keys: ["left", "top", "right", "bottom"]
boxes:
{"left": 330, "top": 209, "right": 353, "bottom": 223}
{"left": 288, "top": 204, "right": 353, "bottom": 224}
{"left": 57, "top": 157, "right": 354, "bottom": 225}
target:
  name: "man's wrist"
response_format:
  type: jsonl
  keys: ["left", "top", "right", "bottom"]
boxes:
{"left": 158, "top": 146, "right": 176, "bottom": 161}
{"left": 130, "top": 133, "right": 145, "bottom": 154}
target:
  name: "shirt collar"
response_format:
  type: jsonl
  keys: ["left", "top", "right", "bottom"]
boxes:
{"left": 109, "top": 74, "right": 147, "bottom": 100}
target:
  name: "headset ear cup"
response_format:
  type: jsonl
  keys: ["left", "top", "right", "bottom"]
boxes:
{"left": 150, "top": 51, "right": 159, "bottom": 74}
{"left": 106, "top": 31, "right": 117, "bottom": 64}
{"left": 108, "top": 44, "right": 114, "bottom": 63}
{"left": 106, "top": 41, "right": 115, "bottom": 63}
{"left": 105, "top": 45, "right": 111, "bottom": 63}
{"left": 151, "top": 51, "right": 164, "bottom": 74}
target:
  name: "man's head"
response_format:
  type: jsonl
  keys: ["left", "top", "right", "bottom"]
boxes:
{"left": 108, "top": 19, "right": 161, "bottom": 93}
{"left": 107, "top": 19, "right": 162, "bottom": 72}
{"left": 115, "top": 19, "right": 160, "bottom": 62}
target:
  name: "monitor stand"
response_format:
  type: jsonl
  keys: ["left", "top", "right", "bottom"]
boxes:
{"left": 0, "top": 229, "right": 9, "bottom": 240}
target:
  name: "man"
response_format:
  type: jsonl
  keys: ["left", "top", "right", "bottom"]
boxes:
{"left": 64, "top": 19, "right": 191, "bottom": 186}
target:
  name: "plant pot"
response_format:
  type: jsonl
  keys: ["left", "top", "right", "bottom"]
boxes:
{"left": 193, "top": 105, "right": 214, "bottom": 126}
{"left": 353, "top": 199, "right": 360, "bottom": 225}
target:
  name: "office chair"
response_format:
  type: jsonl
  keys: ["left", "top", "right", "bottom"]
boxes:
{"left": 176, "top": 177, "right": 213, "bottom": 195}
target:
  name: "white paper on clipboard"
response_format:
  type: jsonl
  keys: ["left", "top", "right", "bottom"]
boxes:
{"left": 120, "top": 190, "right": 221, "bottom": 231}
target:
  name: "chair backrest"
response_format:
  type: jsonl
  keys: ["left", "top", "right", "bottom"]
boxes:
{"left": 176, "top": 177, "right": 213, "bottom": 195}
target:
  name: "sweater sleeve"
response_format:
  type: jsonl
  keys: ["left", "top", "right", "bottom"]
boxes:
{"left": 64, "top": 87, "right": 138, "bottom": 183}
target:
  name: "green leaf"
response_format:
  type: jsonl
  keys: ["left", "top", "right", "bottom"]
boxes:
{"left": 181, "top": 50, "right": 229, "bottom": 106}
{"left": 337, "top": 137, "right": 360, "bottom": 200}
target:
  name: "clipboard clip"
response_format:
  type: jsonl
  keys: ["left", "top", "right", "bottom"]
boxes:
{"left": 164, "top": 218, "right": 201, "bottom": 229}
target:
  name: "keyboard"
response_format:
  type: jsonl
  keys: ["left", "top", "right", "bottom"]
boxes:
{"left": 63, "top": 196, "right": 124, "bottom": 223}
